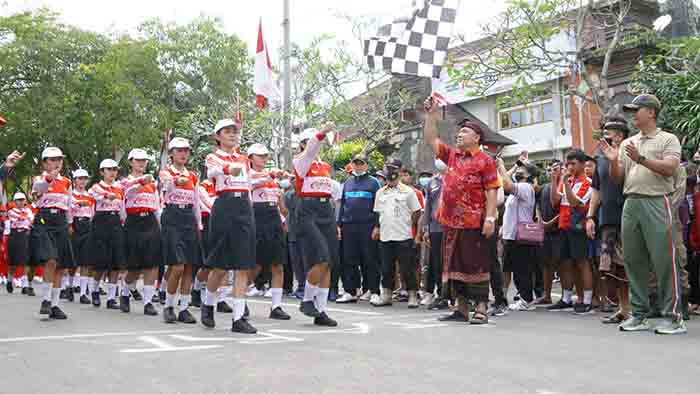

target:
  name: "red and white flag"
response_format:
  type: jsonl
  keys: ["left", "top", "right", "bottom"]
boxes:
{"left": 0, "top": 115, "right": 6, "bottom": 127}
{"left": 254, "top": 20, "right": 280, "bottom": 110}
{"left": 431, "top": 91, "right": 449, "bottom": 107}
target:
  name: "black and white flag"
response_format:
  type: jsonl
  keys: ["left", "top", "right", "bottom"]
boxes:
{"left": 364, "top": 0, "right": 460, "bottom": 78}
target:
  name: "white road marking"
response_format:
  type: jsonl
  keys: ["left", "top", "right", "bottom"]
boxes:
{"left": 0, "top": 329, "right": 190, "bottom": 343}
{"left": 244, "top": 299, "right": 383, "bottom": 316}
{"left": 120, "top": 336, "right": 221, "bottom": 353}
{"left": 170, "top": 332, "right": 303, "bottom": 344}
{"left": 269, "top": 322, "right": 370, "bottom": 335}
{"left": 385, "top": 322, "right": 448, "bottom": 330}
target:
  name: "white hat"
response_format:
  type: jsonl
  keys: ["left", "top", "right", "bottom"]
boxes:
{"left": 212, "top": 119, "right": 240, "bottom": 135}
{"left": 168, "top": 137, "right": 191, "bottom": 150}
{"left": 298, "top": 128, "right": 317, "bottom": 142}
{"left": 72, "top": 169, "right": 89, "bottom": 178}
{"left": 41, "top": 147, "right": 64, "bottom": 159}
{"left": 13, "top": 192, "right": 26, "bottom": 201}
{"left": 128, "top": 148, "right": 149, "bottom": 160}
{"left": 99, "top": 159, "right": 119, "bottom": 169}
{"left": 246, "top": 143, "right": 270, "bottom": 156}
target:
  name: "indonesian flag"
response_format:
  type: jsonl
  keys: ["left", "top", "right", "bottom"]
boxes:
{"left": 0, "top": 115, "right": 6, "bottom": 127}
{"left": 431, "top": 91, "right": 449, "bottom": 107}
{"left": 254, "top": 20, "right": 280, "bottom": 109}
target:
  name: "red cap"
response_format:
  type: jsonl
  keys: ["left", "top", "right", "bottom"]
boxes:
{"left": 0, "top": 116, "right": 6, "bottom": 127}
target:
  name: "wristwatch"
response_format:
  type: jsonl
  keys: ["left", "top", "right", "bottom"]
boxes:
{"left": 485, "top": 216, "right": 496, "bottom": 224}
{"left": 638, "top": 155, "right": 646, "bottom": 164}
{"left": 586, "top": 216, "right": 596, "bottom": 222}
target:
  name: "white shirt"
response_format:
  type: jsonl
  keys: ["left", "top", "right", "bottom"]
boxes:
{"left": 374, "top": 183, "right": 421, "bottom": 242}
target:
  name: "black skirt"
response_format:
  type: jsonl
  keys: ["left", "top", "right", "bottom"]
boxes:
{"left": 29, "top": 209, "right": 74, "bottom": 268}
{"left": 201, "top": 214, "right": 210, "bottom": 262}
{"left": 91, "top": 212, "right": 126, "bottom": 271}
{"left": 8, "top": 229, "right": 30, "bottom": 266}
{"left": 295, "top": 197, "right": 338, "bottom": 271}
{"left": 161, "top": 205, "right": 201, "bottom": 266}
{"left": 206, "top": 192, "right": 256, "bottom": 270}
{"left": 70, "top": 217, "right": 92, "bottom": 266}
{"left": 254, "top": 202, "right": 285, "bottom": 267}
{"left": 125, "top": 213, "right": 162, "bottom": 270}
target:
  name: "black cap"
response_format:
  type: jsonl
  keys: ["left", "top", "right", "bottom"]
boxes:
{"left": 386, "top": 159, "right": 402, "bottom": 169}
{"left": 566, "top": 148, "right": 593, "bottom": 163}
{"left": 351, "top": 154, "right": 368, "bottom": 164}
{"left": 375, "top": 171, "right": 386, "bottom": 179}
{"left": 623, "top": 94, "right": 661, "bottom": 112}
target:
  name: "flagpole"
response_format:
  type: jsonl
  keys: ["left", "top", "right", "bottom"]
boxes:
{"left": 282, "top": 0, "right": 292, "bottom": 169}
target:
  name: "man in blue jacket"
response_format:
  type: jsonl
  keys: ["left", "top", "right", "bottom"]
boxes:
{"left": 336, "top": 154, "right": 382, "bottom": 304}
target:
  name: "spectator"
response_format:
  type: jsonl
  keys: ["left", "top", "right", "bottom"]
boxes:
{"left": 538, "top": 160, "right": 562, "bottom": 305}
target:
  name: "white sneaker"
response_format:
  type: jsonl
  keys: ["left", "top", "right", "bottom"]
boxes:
{"left": 263, "top": 289, "right": 272, "bottom": 298}
{"left": 0, "top": 276, "right": 6, "bottom": 285}
{"left": 246, "top": 287, "right": 263, "bottom": 297}
{"left": 508, "top": 299, "right": 536, "bottom": 311}
{"left": 336, "top": 293, "right": 358, "bottom": 303}
{"left": 359, "top": 291, "right": 372, "bottom": 302}
{"left": 369, "top": 294, "right": 382, "bottom": 305}
{"left": 13, "top": 278, "right": 21, "bottom": 288}
{"left": 420, "top": 293, "right": 434, "bottom": 306}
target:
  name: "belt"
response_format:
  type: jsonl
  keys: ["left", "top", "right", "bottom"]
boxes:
{"left": 75, "top": 217, "right": 91, "bottom": 222}
{"left": 131, "top": 212, "right": 153, "bottom": 217}
{"left": 254, "top": 201, "right": 278, "bottom": 207}
{"left": 39, "top": 208, "right": 65, "bottom": 215}
{"left": 301, "top": 196, "right": 331, "bottom": 203}
{"left": 96, "top": 211, "right": 119, "bottom": 216}
{"left": 625, "top": 193, "right": 668, "bottom": 199}
{"left": 11, "top": 229, "right": 28, "bottom": 233}
{"left": 166, "top": 203, "right": 193, "bottom": 210}
{"left": 219, "top": 191, "right": 248, "bottom": 198}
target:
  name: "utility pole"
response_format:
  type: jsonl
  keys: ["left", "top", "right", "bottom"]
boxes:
{"left": 282, "top": 0, "right": 292, "bottom": 169}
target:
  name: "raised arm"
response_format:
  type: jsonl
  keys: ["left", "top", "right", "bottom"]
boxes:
{"left": 292, "top": 124, "right": 333, "bottom": 176}
{"left": 423, "top": 97, "right": 441, "bottom": 155}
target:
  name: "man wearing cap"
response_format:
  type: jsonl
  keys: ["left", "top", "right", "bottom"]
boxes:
{"left": 423, "top": 98, "right": 499, "bottom": 324}
{"left": 335, "top": 154, "right": 382, "bottom": 304}
{"left": 5, "top": 192, "right": 34, "bottom": 295}
{"left": 601, "top": 94, "right": 686, "bottom": 334}
{"left": 70, "top": 169, "right": 95, "bottom": 304}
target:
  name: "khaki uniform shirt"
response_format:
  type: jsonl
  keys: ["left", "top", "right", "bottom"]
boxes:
{"left": 619, "top": 129, "right": 681, "bottom": 196}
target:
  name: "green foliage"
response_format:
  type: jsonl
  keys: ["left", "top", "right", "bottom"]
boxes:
{"left": 320, "top": 139, "right": 384, "bottom": 182}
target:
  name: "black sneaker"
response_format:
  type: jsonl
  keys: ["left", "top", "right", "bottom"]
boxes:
{"left": 314, "top": 312, "right": 338, "bottom": 327}
{"left": 21, "top": 287, "right": 28, "bottom": 295}
{"left": 573, "top": 303, "right": 594, "bottom": 315}
{"left": 269, "top": 307, "right": 291, "bottom": 320}
{"left": 201, "top": 305, "right": 215, "bottom": 328}
{"left": 130, "top": 289, "right": 143, "bottom": 301}
{"left": 243, "top": 304, "right": 250, "bottom": 321}
{"left": 59, "top": 289, "right": 67, "bottom": 300}
{"left": 178, "top": 309, "right": 197, "bottom": 324}
{"left": 428, "top": 298, "right": 449, "bottom": 310}
{"left": 489, "top": 303, "right": 508, "bottom": 317}
{"left": 6, "top": 282, "right": 13, "bottom": 294}
{"left": 120, "top": 296, "right": 130, "bottom": 313}
{"left": 39, "top": 300, "right": 51, "bottom": 315}
{"left": 163, "top": 306, "right": 177, "bottom": 323}
{"left": 73, "top": 286, "right": 80, "bottom": 294}
{"left": 151, "top": 293, "right": 160, "bottom": 304}
{"left": 546, "top": 300, "right": 574, "bottom": 312}
{"left": 190, "top": 289, "right": 202, "bottom": 308}
{"left": 79, "top": 294, "right": 91, "bottom": 304}
{"left": 65, "top": 289, "right": 74, "bottom": 302}
{"left": 216, "top": 301, "right": 232, "bottom": 313}
{"left": 437, "top": 311, "right": 468, "bottom": 322}
{"left": 231, "top": 318, "right": 258, "bottom": 334}
{"left": 299, "top": 300, "right": 321, "bottom": 318}
{"left": 91, "top": 291, "right": 101, "bottom": 307}
{"left": 99, "top": 288, "right": 107, "bottom": 296}
{"left": 49, "top": 306, "right": 67, "bottom": 319}
{"left": 26, "top": 287, "right": 35, "bottom": 296}
{"left": 144, "top": 302, "right": 158, "bottom": 316}
{"left": 159, "top": 290, "right": 166, "bottom": 305}
{"left": 106, "top": 299, "right": 120, "bottom": 310}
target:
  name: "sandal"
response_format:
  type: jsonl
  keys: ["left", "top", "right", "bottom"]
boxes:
{"left": 470, "top": 311, "right": 489, "bottom": 325}
{"left": 601, "top": 312, "right": 627, "bottom": 324}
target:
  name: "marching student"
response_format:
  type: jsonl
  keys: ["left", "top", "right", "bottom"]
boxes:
{"left": 202, "top": 119, "right": 257, "bottom": 334}
{"left": 89, "top": 159, "right": 126, "bottom": 310}
{"left": 248, "top": 143, "right": 291, "bottom": 320}
{"left": 159, "top": 137, "right": 201, "bottom": 324}
{"left": 70, "top": 169, "right": 95, "bottom": 304}
{"left": 5, "top": 193, "right": 34, "bottom": 296}
{"left": 30, "top": 147, "right": 73, "bottom": 319}
{"left": 120, "top": 148, "right": 161, "bottom": 316}
{"left": 292, "top": 125, "right": 339, "bottom": 327}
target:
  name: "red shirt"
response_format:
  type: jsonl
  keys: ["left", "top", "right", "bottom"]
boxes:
{"left": 292, "top": 133, "right": 333, "bottom": 198}
{"left": 436, "top": 143, "right": 500, "bottom": 230}
{"left": 557, "top": 175, "right": 592, "bottom": 230}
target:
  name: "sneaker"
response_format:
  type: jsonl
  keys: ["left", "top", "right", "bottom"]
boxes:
{"left": 151, "top": 293, "right": 160, "bottom": 305}
{"left": 163, "top": 306, "right": 177, "bottom": 323}
{"left": 246, "top": 286, "right": 264, "bottom": 297}
{"left": 293, "top": 288, "right": 304, "bottom": 300}
{"left": 428, "top": 298, "right": 449, "bottom": 311}
{"left": 263, "top": 289, "right": 272, "bottom": 298}
{"left": 654, "top": 319, "right": 688, "bottom": 335}
{"left": 216, "top": 301, "right": 233, "bottom": 313}
{"left": 190, "top": 289, "right": 202, "bottom": 308}
{"left": 532, "top": 297, "right": 552, "bottom": 306}
{"left": 91, "top": 291, "right": 101, "bottom": 307}
{"left": 420, "top": 293, "right": 434, "bottom": 306}
{"left": 269, "top": 306, "right": 291, "bottom": 320}
{"left": 231, "top": 318, "right": 258, "bottom": 334}
{"left": 369, "top": 294, "right": 382, "bottom": 305}
{"left": 144, "top": 303, "right": 158, "bottom": 316}
{"left": 314, "top": 312, "right": 338, "bottom": 327}
{"left": 489, "top": 303, "right": 508, "bottom": 317}
{"left": 73, "top": 286, "right": 80, "bottom": 294}
{"left": 79, "top": 294, "right": 91, "bottom": 304}
{"left": 359, "top": 291, "right": 372, "bottom": 302}
{"left": 99, "top": 288, "right": 107, "bottom": 296}
{"left": 59, "top": 289, "right": 67, "bottom": 300}
{"left": 619, "top": 316, "right": 651, "bottom": 332}
{"left": 158, "top": 290, "right": 166, "bottom": 305}
{"left": 120, "top": 296, "right": 130, "bottom": 313}
{"left": 546, "top": 300, "right": 574, "bottom": 312}
{"left": 335, "top": 293, "right": 358, "bottom": 304}
{"left": 49, "top": 306, "right": 67, "bottom": 320}
{"left": 65, "top": 289, "right": 74, "bottom": 302}
{"left": 437, "top": 311, "right": 468, "bottom": 322}
{"left": 573, "top": 303, "right": 594, "bottom": 315}
{"left": 509, "top": 299, "right": 536, "bottom": 311}
{"left": 39, "top": 300, "right": 51, "bottom": 315}
{"left": 328, "top": 290, "right": 338, "bottom": 302}
{"left": 106, "top": 299, "right": 120, "bottom": 310}
{"left": 130, "top": 289, "right": 143, "bottom": 301}
{"left": 201, "top": 305, "right": 215, "bottom": 328}
{"left": 6, "top": 281, "right": 13, "bottom": 294}
{"left": 178, "top": 309, "right": 197, "bottom": 324}
{"left": 299, "top": 300, "right": 321, "bottom": 318}
{"left": 21, "top": 287, "right": 28, "bottom": 295}
{"left": 371, "top": 292, "right": 392, "bottom": 307}
{"left": 26, "top": 287, "right": 35, "bottom": 296}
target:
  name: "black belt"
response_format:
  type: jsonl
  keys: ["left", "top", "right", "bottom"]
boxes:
{"left": 301, "top": 196, "right": 331, "bottom": 202}
{"left": 128, "top": 211, "right": 154, "bottom": 217}
{"left": 39, "top": 208, "right": 66, "bottom": 215}
{"left": 11, "top": 229, "right": 28, "bottom": 233}
{"left": 95, "top": 211, "right": 119, "bottom": 216}
{"left": 75, "top": 217, "right": 91, "bottom": 222}
{"left": 254, "top": 201, "right": 278, "bottom": 207}
{"left": 624, "top": 193, "right": 669, "bottom": 199}
{"left": 165, "top": 203, "right": 193, "bottom": 209}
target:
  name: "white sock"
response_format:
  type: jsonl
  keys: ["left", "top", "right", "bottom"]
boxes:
{"left": 583, "top": 290, "right": 593, "bottom": 305}
{"left": 89, "top": 278, "right": 97, "bottom": 294}
{"left": 50, "top": 287, "right": 61, "bottom": 307}
{"left": 180, "top": 294, "right": 190, "bottom": 312}
{"left": 218, "top": 287, "right": 226, "bottom": 302}
{"left": 107, "top": 283, "right": 116, "bottom": 301}
{"left": 21, "top": 275, "right": 28, "bottom": 288}
{"left": 161, "top": 279, "right": 167, "bottom": 292}
{"left": 79, "top": 276, "right": 89, "bottom": 296}
{"left": 270, "top": 288, "right": 283, "bottom": 310}
{"left": 562, "top": 289, "right": 573, "bottom": 304}
{"left": 316, "top": 288, "right": 329, "bottom": 313}
{"left": 303, "top": 281, "right": 318, "bottom": 302}
{"left": 143, "top": 285, "right": 155, "bottom": 306}
{"left": 165, "top": 292, "right": 177, "bottom": 308}
{"left": 232, "top": 298, "right": 245, "bottom": 321}
{"left": 193, "top": 278, "right": 203, "bottom": 291}
{"left": 121, "top": 283, "right": 131, "bottom": 297}
{"left": 61, "top": 275, "right": 69, "bottom": 289}
{"left": 204, "top": 288, "right": 217, "bottom": 306}
{"left": 43, "top": 283, "right": 52, "bottom": 301}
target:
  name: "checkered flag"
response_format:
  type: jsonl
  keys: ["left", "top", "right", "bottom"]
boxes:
{"left": 364, "top": 0, "right": 460, "bottom": 78}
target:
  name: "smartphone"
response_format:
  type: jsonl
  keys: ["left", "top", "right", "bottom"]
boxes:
{"left": 604, "top": 137, "right": 613, "bottom": 146}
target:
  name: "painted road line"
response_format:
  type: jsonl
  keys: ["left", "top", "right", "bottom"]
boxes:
{"left": 269, "top": 322, "right": 370, "bottom": 335}
{"left": 385, "top": 322, "right": 448, "bottom": 330}
{"left": 120, "top": 336, "right": 221, "bottom": 353}
{"left": 244, "top": 299, "right": 383, "bottom": 316}
{"left": 0, "top": 329, "right": 190, "bottom": 343}
{"left": 170, "top": 332, "right": 303, "bottom": 344}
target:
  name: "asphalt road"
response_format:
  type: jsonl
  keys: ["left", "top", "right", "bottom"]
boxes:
{"left": 1, "top": 291, "right": 699, "bottom": 394}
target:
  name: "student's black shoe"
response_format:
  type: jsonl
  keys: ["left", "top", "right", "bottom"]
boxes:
{"left": 144, "top": 303, "right": 158, "bottom": 316}
{"left": 201, "top": 305, "right": 215, "bottom": 328}
{"left": 190, "top": 289, "right": 202, "bottom": 308}
{"left": 73, "top": 286, "right": 80, "bottom": 294}
{"left": 314, "top": 312, "right": 338, "bottom": 327}
{"left": 40, "top": 300, "right": 51, "bottom": 315}
{"left": 91, "top": 291, "right": 101, "bottom": 307}
{"left": 65, "top": 289, "right": 74, "bottom": 303}
{"left": 130, "top": 289, "right": 143, "bottom": 301}
{"left": 178, "top": 309, "right": 197, "bottom": 324}
{"left": 59, "top": 289, "right": 67, "bottom": 300}
{"left": 120, "top": 296, "right": 130, "bottom": 313}
{"left": 163, "top": 306, "right": 177, "bottom": 323}
{"left": 231, "top": 318, "right": 257, "bottom": 334}
{"left": 49, "top": 306, "right": 67, "bottom": 320}
{"left": 99, "top": 288, "right": 107, "bottom": 296}
{"left": 217, "top": 301, "right": 232, "bottom": 313}
{"left": 26, "top": 287, "right": 35, "bottom": 296}
{"left": 6, "top": 282, "right": 13, "bottom": 293}
{"left": 159, "top": 290, "right": 166, "bottom": 305}
{"left": 269, "top": 307, "right": 291, "bottom": 320}
{"left": 300, "top": 300, "right": 321, "bottom": 318}
{"left": 21, "top": 287, "right": 28, "bottom": 295}
{"left": 106, "top": 299, "right": 120, "bottom": 310}
{"left": 151, "top": 293, "right": 160, "bottom": 304}
{"left": 79, "top": 294, "right": 91, "bottom": 304}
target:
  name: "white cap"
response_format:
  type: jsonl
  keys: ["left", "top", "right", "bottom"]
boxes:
{"left": 168, "top": 137, "right": 191, "bottom": 150}
{"left": 246, "top": 143, "right": 270, "bottom": 156}
{"left": 72, "top": 169, "right": 89, "bottom": 178}
{"left": 13, "top": 192, "right": 26, "bottom": 201}
{"left": 99, "top": 159, "right": 119, "bottom": 169}
{"left": 212, "top": 119, "right": 240, "bottom": 135}
{"left": 298, "top": 128, "right": 317, "bottom": 142}
{"left": 128, "top": 148, "right": 149, "bottom": 160}
{"left": 41, "top": 147, "right": 64, "bottom": 159}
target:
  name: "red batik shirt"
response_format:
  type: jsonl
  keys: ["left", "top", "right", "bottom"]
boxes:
{"left": 435, "top": 143, "right": 500, "bottom": 230}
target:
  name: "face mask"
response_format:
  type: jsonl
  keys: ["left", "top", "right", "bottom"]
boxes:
{"left": 418, "top": 177, "right": 431, "bottom": 187}
{"left": 434, "top": 159, "right": 447, "bottom": 172}
{"left": 279, "top": 179, "right": 291, "bottom": 189}
{"left": 352, "top": 170, "right": 366, "bottom": 177}
{"left": 514, "top": 174, "right": 526, "bottom": 182}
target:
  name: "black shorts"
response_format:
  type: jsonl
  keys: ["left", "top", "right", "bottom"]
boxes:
{"left": 125, "top": 213, "right": 162, "bottom": 270}
{"left": 560, "top": 229, "right": 588, "bottom": 262}
{"left": 295, "top": 197, "right": 338, "bottom": 271}
{"left": 91, "top": 212, "right": 126, "bottom": 271}
{"left": 29, "top": 209, "right": 74, "bottom": 268}
{"left": 70, "top": 217, "right": 92, "bottom": 266}
{"left": 161, "top": 205, "right": 201, "bottom": 266}
{"left": 8, "top": 230, "right": 30, "bottom": 266}
{"left": 254, "top": 203, "right": 285, "bottom": 267}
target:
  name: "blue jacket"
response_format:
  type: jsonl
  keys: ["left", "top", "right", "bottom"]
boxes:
{"left": 338, "top": 174, "right": 381, "bottom": 225}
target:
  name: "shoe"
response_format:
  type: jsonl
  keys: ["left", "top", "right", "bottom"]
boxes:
{"left": 59, "top": 289, "right": 67, "bottom": 300}
{"left": 299, "top": 300, "right": 321, "bottom": 318}
{"left": 546, "top": 300, "right": 574, "bottom": 311}
{"left": 178, "top": 309, "right": 197, "bottom": 324}
{"left": 217, "top": 301, "right": 233, "bottom": 313}
{"left": 269, "top": 306, "right": 291, "bottom": 320}
{"left": 231, "top": 318, "right": 258, "bottom": 334}
{"left": 49, "top": 306, "right": 67, "bottom": 320}
{"left": 40, "top": 300, "right": 51, "bottom": 315}
{"left": 243, "top": 304, "right": 250, "bottom": 321}
{"left": 335, "top": 293, "right": 358, "bottom": 304}
{"left": 264, "top": 289, "right": 272, "bottom": 298}
{"left": 163, "top": 306, "right": 177, "bottom": 323}
{"left": 600, "top": 303, "right": 616, "bottom": 313}
{"left": 91, "top": 291, "right": 101, "bottom": 307}
{"left": 359, "top": 291, "right": 372, "bottom": 302}
{"left": 73, "top": 286, "right": 80, "bottom": 294}
{"left": 151, "top": 293, "right": 160, "bottom": 304}
{"left": 191, "top": 289, "right": 202, "bottom": 308}
{"left": 21, "top": 287, "right": 28, "bottom": 295}
{"left": 602, "top": 313, "right": 627, "bottom": 324}
{"left": 654, "top": 319, "right": 688, "bottom": 335}
{"left": 99, "top": 288, "right": 107, "bottom": 296}
{"left": 6, "top": 282, "right": 13, "bottom": 294}
{"left": 294, "top": 288, "right": 304, "bottom": 300}
{"left": 120, "top": 296, "right": 130, "bottom": 313}
{"left": 489, "top": 303, "right": 508, "bottom": 317}
{"left": 573, "top": 303, "right": 594, "bottom": 315}
{"left": 421, "top": 293, "right": 434, "bottom": 306}
{"left": 130, "top": 289, "right": 143, "bottom": 301}
{"left": 369, "top": 294, "right": 382, "bottom": 305}
{"left": 246, "top": 286, "right": 264, "bottom": 297}
{"left": 79, "top": 294, "right": 91, "bottom": 304}
{"left": 328, "top": 291, "right": 338, "bottom": 302}
{"left": 407, "top": 291, "right": 419, "bottom": 309}
{"left": 428, "top": 298, "right": 449, "bottom": 311}
{"left": 26, "top": 287, "right": 35, "bottom": 296}
{"left": 371, "top": 292, "right": 392, "bottom": 307}
{"left": 314, "top": 312, "right": 338, "bottom": 327}
{"left": 144, "top": 303, "right": 158, "bottom": 316}
{"left": 65, "top": 289, "right": 74, "bottom": 302}
{"left": 619, "top": 316, "right": 651, "bottom": 332}
{"left": 509, "top": 299, "right": 536, "bottom": 311}
{"left": 159, "top": 290, "right": 166, "bottom": 305}
{"left": 106, "top": 299, "right": 120, "bottom": 310}
{"left": 437, "top": 311, "right": 468, "bottom": 322}
{"left": 201, "top": 305, "right": 216, "bottom": 328}
{"left": 532, "top": 297, "right": 552, "bottom": 305}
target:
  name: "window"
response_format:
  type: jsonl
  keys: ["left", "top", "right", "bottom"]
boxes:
{"left": 498, "top": 99, "right": 555, "bottom": 130}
